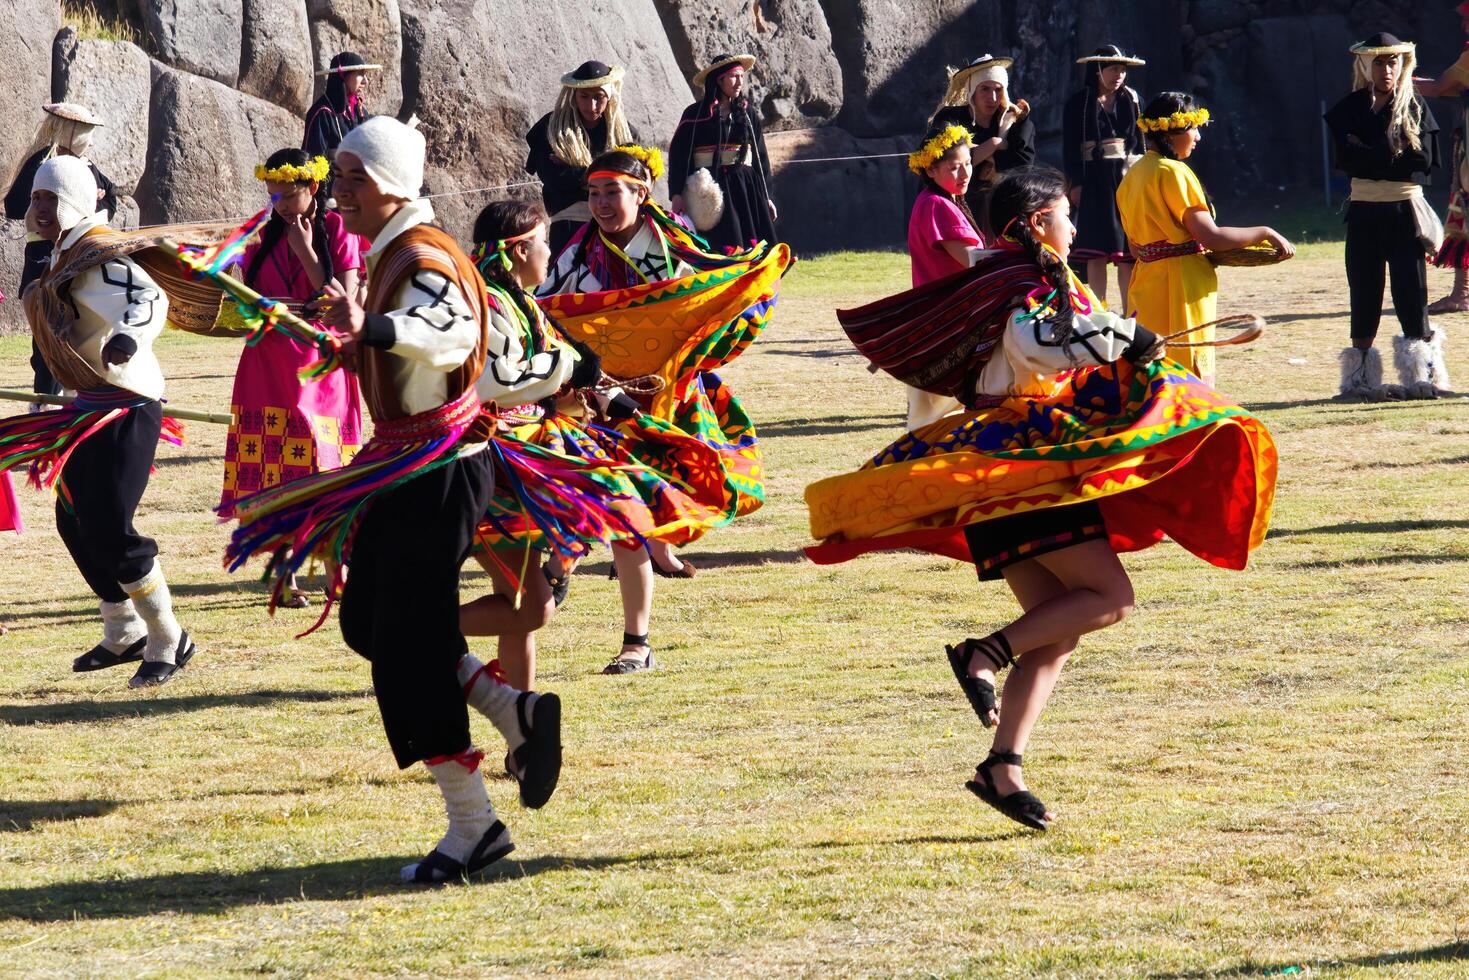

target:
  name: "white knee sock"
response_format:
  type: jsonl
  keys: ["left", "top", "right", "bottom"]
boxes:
{"left": 99, "top": 599, "right": 145, "bottom": 653}
{"left": 457, "top": 653, "right": 533, "bottom": 752}
{"left": 120, "top": 562, "right": 183, "bottom": 664}
{"left": 399, "top": 749, "right": 506, "bottom": 881}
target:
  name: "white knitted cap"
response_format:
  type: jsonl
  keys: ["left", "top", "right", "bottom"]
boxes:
{"left": 337, "top": 116, "right": 425, "bottom": 201}
{"left": 33, "top": 154, "right": 100, "bottom": 230}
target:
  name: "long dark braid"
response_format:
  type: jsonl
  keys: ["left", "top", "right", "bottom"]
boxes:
{"left": 243, "top": 147, "right": 335, "bottom": 293}
{"left": 987, "top": 166, "right": 1076, "bottom": 342}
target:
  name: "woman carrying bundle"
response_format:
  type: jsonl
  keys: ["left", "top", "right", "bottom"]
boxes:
{"left": 1116, "top": 93, "right": 1295, "bottom": 385}
{"left": 807, "top": 167, "right": 1278, "bottom": 831}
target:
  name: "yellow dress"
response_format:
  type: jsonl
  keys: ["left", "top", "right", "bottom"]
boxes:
{"left": 1116, "top": 151, "right": 1217, "bottom": 379}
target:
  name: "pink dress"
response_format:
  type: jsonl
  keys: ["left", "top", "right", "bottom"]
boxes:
{"left": 0, "top": 472, "right": 21, "bottom": 534}
{"left": 907, "top": 186, "right": 982, "bottom": 287}
{"left": 220, "top": 210, "right": 364, "bottom": 514}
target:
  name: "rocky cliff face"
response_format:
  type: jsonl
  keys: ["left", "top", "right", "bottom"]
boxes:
{"left": 0, "top": 0, "right": 1459, "bottom": 331}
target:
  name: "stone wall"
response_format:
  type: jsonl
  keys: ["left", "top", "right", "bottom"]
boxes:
{"left": 0, "top": 0, "right": 1460, "bottom": 331}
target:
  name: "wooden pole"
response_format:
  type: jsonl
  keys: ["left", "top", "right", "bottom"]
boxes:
{"left": 0, "top": 389, "right": 232, "bottom": 425}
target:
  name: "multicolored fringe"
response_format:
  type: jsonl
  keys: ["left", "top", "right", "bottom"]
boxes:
{"left": 0, "top": 389, "right": 183, "bottom": 491}
{"left": 224, "top": 391, "right": 484, "bottom": 635}
{"left": 165, "top": 207, "right": 346, "bottom": 380}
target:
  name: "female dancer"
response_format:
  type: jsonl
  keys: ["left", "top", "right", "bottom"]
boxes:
{"left": 1417, "top": 5, "right": 1469, "bottom": 313}
{"left": 303, "top": 51, "right": 380, "bottom": 160}
{"left": 223, "top": 148, "right": 364, "bottom": 606}
{"left": 930, "top": 54, "right": 1035, "bottom": 231}
{"left": 1116, "top": 93, "right": 1295, "bottom": 385}
{"left": 1325, "top": 34, "right": 1447, "bottom": 399}
{"left": 669, "top": 53, "right": 777, "bottom": 253}
{"left": 524, "top": 60, "right": 637, "bottom": 258}
{"left": 807, "top": 167, "right": 1278, "bottom": 830}
{"left": 1063, "top": 46, "right": 1145, "bottom": 307}
{"left": 459, "top": 200, "right": 729, "bottom": 689}
{"left": 905, "top": 123, "right": 982, "bottom": 430}
{"left": 540, "top": 146, "right": 787, "bottom": 672}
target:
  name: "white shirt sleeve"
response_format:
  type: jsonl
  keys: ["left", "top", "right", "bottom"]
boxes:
{"left": 363, "top": 269, "right": 480, "bottom": 372}
{"left": 1005, "top": 307, "right": 1145, "bottom": 375}
{"left": 74, "top": 256, "right": 166, "bottom": 355}
{"left": 475, "top": 299, "right": 577, "bottom": 406}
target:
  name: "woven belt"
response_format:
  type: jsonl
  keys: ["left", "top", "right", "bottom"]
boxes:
{"left": 1132, "top": 239, "right": 1205, "bottom": 263}
{"left": 1080, "top": 138, "right": 1128, "bottom": 161}
{"left": 692, "top": 145, "right": 751, "bottom": 169}
{"left": 373, "top": 389, "right": 482, "bottom": 444}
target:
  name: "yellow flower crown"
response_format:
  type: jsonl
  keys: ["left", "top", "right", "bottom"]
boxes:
{"left": 253, "top": 156, "right": 330, "bottom": 183}
{"left": 612, "top": 144, "right": 665, "bottom": 181}
{"left": 908, "top": 124, "right": 972, "bottom": 175}
{"left": 1137, "top": 108, "right": 1211, "bottom": 133}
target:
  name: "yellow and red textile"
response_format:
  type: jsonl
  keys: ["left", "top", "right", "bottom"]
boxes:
{"left": 806, "top": 358, "right": 1276, "bottom": 570}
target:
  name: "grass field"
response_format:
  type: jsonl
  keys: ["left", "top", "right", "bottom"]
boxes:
{"left": 1, "top": 246, "right": 1467, "bottom": 977}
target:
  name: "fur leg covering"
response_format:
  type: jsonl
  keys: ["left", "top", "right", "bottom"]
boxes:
{"left": 1337, "top": 346, "right": 1392, "bottom": 401}
{"left": 1393, "top": 333, "right": 1441, "bottom": 399}
{"left": 1426, "top": 324, "right": 1453, "bottom": 393}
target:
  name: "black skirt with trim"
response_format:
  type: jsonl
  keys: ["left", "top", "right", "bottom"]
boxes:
{"left": 963, "top": 501, "right": 1107, "bottom": 581}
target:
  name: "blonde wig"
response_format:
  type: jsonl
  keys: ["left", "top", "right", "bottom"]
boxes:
{"left": 1353, "top": 49, "right": 1423, "bottom": 153}
{"left": 547, "top": 82, "right": 634, "bottom": 169}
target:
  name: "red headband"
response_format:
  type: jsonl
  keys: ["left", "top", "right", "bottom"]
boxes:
{"left": 587, "top": 170, "right": 646, "bottom": 184}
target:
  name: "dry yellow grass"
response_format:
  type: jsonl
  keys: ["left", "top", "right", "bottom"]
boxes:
{"left": 0, "top": 245, "right": 1466, "bottom": 977}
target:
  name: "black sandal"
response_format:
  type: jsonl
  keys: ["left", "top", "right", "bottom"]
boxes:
{"left": 603, "top": 632, "right": 655, "bottom": 674}
{"left": 126, "top": 632, "right": 196, "bottom": 689}
{"left": 966, "top": 751, "right": 1050, "bottom": 831}
{"left": 72, "top": 637, "right": 146, "bottom": 673}
{"left": 402, "top": 820, "right": 515, "bottom": 884}
{"left": 945, "top": 634, "right": 1013, "bottom": 727}
{"left": 542, "top": 565, "right": 570, "bottom": 608}
{"left": 506, "top": 692, "right": 561, "bottom": 809}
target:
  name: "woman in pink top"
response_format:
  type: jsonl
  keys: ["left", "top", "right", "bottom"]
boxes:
{"left": 224, "top": 148, "right": 365, "bottom": 606}
{"left": 905, "top": 124, "right": 984, "bottom": 429}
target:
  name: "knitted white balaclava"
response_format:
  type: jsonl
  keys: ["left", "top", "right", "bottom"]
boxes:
{"left": 33, "top": 155, "right": 100, "bottom": 230}
{"left": 337, "top": 116, "right": 425, "bottom": 201}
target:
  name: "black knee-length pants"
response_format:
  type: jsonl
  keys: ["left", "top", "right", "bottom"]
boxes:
{"left": 1345, "top": 200, "right": 1428, "bottom": 342}
{"left": 55, "top": 403, "right": 163, "bottom": 604}
{"left": 339, "top": 450, "right": 494, "bottom": 769}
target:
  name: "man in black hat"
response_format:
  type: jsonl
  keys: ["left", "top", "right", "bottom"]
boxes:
{"left": 1324, "top": 32, "right": 1449, "bottom": 399}
{"left": 525, "top": 61, "right": 639, "bottom": 257}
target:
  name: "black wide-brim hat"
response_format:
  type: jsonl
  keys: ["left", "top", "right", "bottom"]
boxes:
{"left": 1077, "top": 44, "right": 1146, "bottom": 66}
{"left": 316, "top": 50, "right": 383, "bottom": 77}
{"left": 561, "top": 60, "right": 624, "bottom": 88}
{"left": 1349, "top": 32, "right": 1415, "bottom": 56}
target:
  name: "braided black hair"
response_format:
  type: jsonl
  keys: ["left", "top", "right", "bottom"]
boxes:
{"left": 987, "top": 166, "right": 1075, "bottom": 341}
{"left": 243, "top": 147, "right": 335, "bottom": 293}
{"left": 472, "top": 199, "right": 546, "bottom": 291}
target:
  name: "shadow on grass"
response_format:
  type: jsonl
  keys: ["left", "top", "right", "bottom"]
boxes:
{"left": 1287, "top": 552, "right": 1468, "bottom": 570}
{"left": 1353, "top": 453, "right": 1469, "bottom": 470}
{"left": 0, "top": 579, "right": 268, "bottom": 627}
{"left": 1153, "top": 940, "right": 1469, "bottom": 978}
{"left": 0, "top": 688, "right": 369, "bottom": 726}
{"left": 1267, "top": 518, "right": 1469, "bottom": 539}
{"left": 0, "top": 798, "right": 119, "bottom": 832}
{"left": 760, "top": 346, "right": 859, "bottom": 360}
{"left": 761, "top": 413, "right": 904, "bottom": 438}
{"left": 0, "top": 829, "right": 1027, "bottom": 920}
{"left": 576, "top": 547, "right": 808, "bottom": 578}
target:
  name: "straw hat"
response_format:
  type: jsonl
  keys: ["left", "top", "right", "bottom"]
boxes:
{"left": 692, "top": 53, "right": 756, "bottom": 88}
{"left": 43, "top": 102, "right": 104, "bottom": 126}
{"left": 315, "top": 51, "right": 384, "bottom": 78}
{"left": 947, "top": 54, "right": 1014, "bottom": 89}
{"left": 560, "top": 60, "right": 625, "bottom": 88}
{"left": 1076, "top": 44, "right": 1146, "bottom": 67}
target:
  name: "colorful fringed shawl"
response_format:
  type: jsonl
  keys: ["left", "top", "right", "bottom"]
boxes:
{"left": 540, "top": 228, "right": 790, "bottom": 529}
{"left": 0, "top": 387, "right": 184, "bottom": 491}
{"left": 225, "top": 389, "right": 485, "bottom": 632}
{"left": 806, "top": 359, "right": 1277, "bottom": 570}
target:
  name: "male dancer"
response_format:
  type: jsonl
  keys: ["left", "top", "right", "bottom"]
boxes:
{"left": 252, "top": 117, "right": 563, "bottom": 883}
{"left": 1, "top": 155, "right": 195, "bottom": 687}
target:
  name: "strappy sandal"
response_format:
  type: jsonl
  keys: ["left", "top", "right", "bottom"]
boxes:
{"left": 127, "top": 632, "right": 196, "bottom": 689}
{"left": 542, "top": 565, "right": 570, "bottom": 608}
{"left": 505, "top": 692, "right": 561, "bottom": 809}
{"left": 402, "top": 820, "right": 515, "bottom": 884}
{"left": 279, "top": 588, "right": 311, "bottom": 610}
{"left": 945, "top": 634, "right": 1014, "bottom": 727}
{"left": 72, "top": 637, "right": 146, "bottom": 673}
{"left": 966, "top": 751, "right": 1050, "bottom": 831}
{"left": 603, "top": 632, "right": 655, "bottom": 674}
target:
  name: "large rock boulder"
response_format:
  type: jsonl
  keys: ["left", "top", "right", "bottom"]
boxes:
{"left": 0, "top": 225, "right": 28, "bottom": 333}
{"left": 0, "top": 0, "right": 60, "bottom": 186}
{"left": 307, "top": 0, "right": 404, "bottom": 117}
{"left": 652, "top": 0, "right": 843, "bottom": 129}
{"left": 241, "top": 0, "right": 315, "bottom": 115}
{"left": 399, "top": 0, "right": 687, "bottom": 243}
{"left": 136, "top": 0, "right": 244, "bottom": 86}
{"left": 54, "top": 39, "right": 154, "bottom": 198}
{"left": 765, "top": 128, "right": 911, "bottom": 253}
{"left": 134, "top": 65, "right": 303, "bottom": 226}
